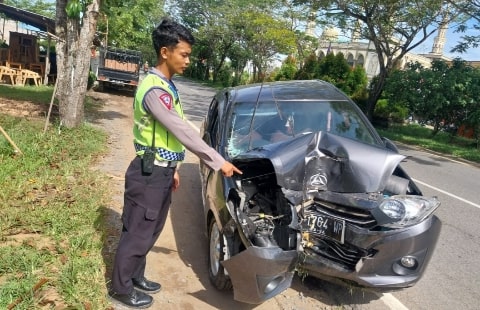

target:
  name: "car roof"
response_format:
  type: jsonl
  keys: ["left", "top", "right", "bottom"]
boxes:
{"left": 227, "top": 80, "right": 349, "bottom": 103}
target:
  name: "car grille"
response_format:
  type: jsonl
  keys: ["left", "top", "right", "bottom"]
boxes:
{"left": 302, "top": 200, "right": 377, "bottom": 270}
{"left": 311, "top": 200, "right": 377, "bottom": 228}
{"left": 306, "top": 236, "right": 372, "bottom": 270}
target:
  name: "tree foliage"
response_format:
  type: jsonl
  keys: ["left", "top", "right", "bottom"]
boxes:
{"left": 3, "top": 0, "right": 55, "bottom": 18}
{"left": 97, "top": 0, "right": 164, "bottom": 64}
{"left": 168, "top": 0, "right": 296, "bottom": 84}
{"left": 292, "top": 52, "right": 368, "bottom": 97}
{"left": 316, "top": 52, "right": 350, "bottom": 83}
{"left": 446, "top": 0, "right": 480, "bottom": 54}
{"left": 275, "top": 55, "right": 297, "bottom": 80}
{"left": 385, "top": 59, "right": 480, "bottom": 141}
{"left": 237, "top": 10, "right": 296, "bottom": 81}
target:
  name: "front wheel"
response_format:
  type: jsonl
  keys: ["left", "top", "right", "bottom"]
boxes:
{"left": 208, "top": 217, "right": 232, "bottom": 290}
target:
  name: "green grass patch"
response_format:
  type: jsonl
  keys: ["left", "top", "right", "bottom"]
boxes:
{"left": 377, "top": 123, "right": 480, "bottom": 163}
{"left": 0, "top": 85, "right": 54, "bottom": 104}
{"left": 0, "top": 113, "right": 112, "bottom": 309}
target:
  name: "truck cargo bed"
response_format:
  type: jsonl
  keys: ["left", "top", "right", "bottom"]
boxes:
{"left": 95, "top": 47, "right": 142, "bottom": 92}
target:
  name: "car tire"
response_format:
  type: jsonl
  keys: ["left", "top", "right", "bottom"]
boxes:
{"left": 208, "top": 217, "right": 232, "bottom": 290}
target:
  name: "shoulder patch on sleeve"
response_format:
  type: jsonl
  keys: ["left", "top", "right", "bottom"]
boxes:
{"left": 159, "top": 93, "right": 173, "bottom": 110}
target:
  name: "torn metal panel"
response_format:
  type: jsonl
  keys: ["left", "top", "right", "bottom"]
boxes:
{"left": 237, "top": 131, "right": 405, "bottom": 193}
{"left": 221, "top": 246, "right": 297, "bottom": 304}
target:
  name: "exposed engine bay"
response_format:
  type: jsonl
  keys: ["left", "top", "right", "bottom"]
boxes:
{"left": 229, "top": 131, "right": 429, "bottom": 271}
{"left": 234, "top": 161, "right": 297, "bottom": 251}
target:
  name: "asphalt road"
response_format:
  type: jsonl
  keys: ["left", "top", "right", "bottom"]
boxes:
{"left": 172, "top": 76, "right": 480, "bottom": 310}
{"left": 391, "top": 145, "right": 480, "bottom": 310}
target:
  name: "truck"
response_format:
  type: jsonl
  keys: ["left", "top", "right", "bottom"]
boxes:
{"left": 94, "top": 46, "right": 142, "bottom": 92}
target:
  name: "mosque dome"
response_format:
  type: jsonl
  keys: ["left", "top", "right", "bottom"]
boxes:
{"left": 321, "top": 27, "right": 339, "bottom": 41}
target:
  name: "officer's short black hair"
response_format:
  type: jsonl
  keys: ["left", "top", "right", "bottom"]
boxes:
{"left": 152, "top": 17, "right": 195, "bottom": 55}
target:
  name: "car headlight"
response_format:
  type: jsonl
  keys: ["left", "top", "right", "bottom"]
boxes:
{"left": 379, "top": 195, "right": 440, "bottom": 228}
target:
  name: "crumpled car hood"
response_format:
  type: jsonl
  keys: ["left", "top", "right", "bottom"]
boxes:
{"left": 234, "top": 131, "right": 405, "bottom": 193}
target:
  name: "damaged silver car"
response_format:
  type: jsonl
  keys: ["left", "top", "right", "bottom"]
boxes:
{"left": 199, "top": 80, "right": 441, "bottom": 304}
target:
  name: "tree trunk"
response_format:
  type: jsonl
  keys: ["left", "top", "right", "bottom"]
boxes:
{"left": 55, "top": 0, "right": 101, "bottom": 128}
{"left": 365, "top": 55, "right": 399, "bottom": 120}
{"left": 365, "top": 70, "right": 386, "bottom": 120}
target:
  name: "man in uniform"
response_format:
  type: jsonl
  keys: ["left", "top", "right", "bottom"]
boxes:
{"left": 108, "top": 17, "right": 242, "bottom": 308}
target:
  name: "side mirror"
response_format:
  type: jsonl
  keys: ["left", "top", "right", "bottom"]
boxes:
{"left": 382, "top": 137, "right": 399, "bottom": 153}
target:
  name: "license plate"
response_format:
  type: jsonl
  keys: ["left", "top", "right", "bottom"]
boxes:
{"left": 302, "top": 212, "right": 345, "bottom": 244}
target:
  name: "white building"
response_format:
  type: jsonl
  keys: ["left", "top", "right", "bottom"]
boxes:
{"left": 313, "top": 21, "right": 452, "bottom": 80}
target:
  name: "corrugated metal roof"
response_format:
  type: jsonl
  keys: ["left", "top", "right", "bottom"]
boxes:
{"left": 0, "top": 3, "right": 55, "bottom": 33}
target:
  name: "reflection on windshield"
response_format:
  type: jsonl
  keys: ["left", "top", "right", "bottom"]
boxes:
{"left": 227, "top": 100, "right": 379, "bottom": 157}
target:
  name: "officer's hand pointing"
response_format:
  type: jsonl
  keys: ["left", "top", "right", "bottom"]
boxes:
{"left": 221, "top": 161, "right": 242, "bottom": 177}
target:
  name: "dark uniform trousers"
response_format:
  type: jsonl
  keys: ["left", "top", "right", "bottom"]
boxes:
{"left": 111, "top": 156, "right": 175, "bottom": 294}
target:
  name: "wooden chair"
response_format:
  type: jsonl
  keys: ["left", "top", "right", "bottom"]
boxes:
{"left": 0, "top": 65, "right": 18, "bottom": 85}
{"left": 18, "top": 69, "right": 42, "bottom": 86}
{"left": 29, "top": 63, "right": 45, "bottom": 77}
{"left": 6, "top": 61, "right": 23, "bottom": 70}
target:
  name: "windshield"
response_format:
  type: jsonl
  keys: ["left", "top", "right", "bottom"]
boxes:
{"left": 227, "top": 100, "right": 380, "bottom": 157}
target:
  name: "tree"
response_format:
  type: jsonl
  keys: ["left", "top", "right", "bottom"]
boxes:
{"left": 4, "top": 0, "right": 55, "bottom": 17}
{"left": 295, "top": 53, "right": 319, "bottom": 79}
{"left": 275, "top": 55, "right": 298, "bottom": 80}
{"left": 346, "top": 65, "right": 369, "bottom": 99}
{"left": 236, "top": 10, "right": 296, "bottom": 81}
{"left": 446, "top": 0, "right": 480, "bottom": 54}
{"left": 316, "top": 52, "right": 350, "bottom": 83}
{"left": 294, "top": 0, "right": 462, "bottom": 120}
{"left": 96, "top": 0, "right": 164, "bottom": 64}
{"left": 168, "top": 0, "right": 249, "bottom": 82}
{"left": 169, "top": 0, "right": 296, "bottom": 84}
{"left": 195, "top": 15, "right": 238, "bottom": 82}
{"left": 55, "top": 0, "right": 102, "bottom": 128}
{"left": 278, "top": 0, "right": 321, "bottom": 67}
{"left": 384, "top": 59, "right": 480, "bottom": 138}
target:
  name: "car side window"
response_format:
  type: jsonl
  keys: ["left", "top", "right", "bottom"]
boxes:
{"left": 204, "top": 98, "right": 220, "bottom": 147}
{"left": 212, "top": 104, "right": 220, "bottom": 147}
{"left": 211, "top": 113, "right": 220, "bottom": 147}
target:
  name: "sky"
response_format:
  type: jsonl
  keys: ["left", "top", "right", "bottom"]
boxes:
{"left": 324, "top": 22, "right": 480, "bottom": 61}
{"left": 413, "top": 22, "right": 480, "bottom": 61}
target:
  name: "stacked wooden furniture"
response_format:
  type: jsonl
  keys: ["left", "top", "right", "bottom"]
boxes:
{"left": 18, "top": 69, "right": 42, "bottom": 86}
{"left": 0, "top": 32, "right": 46, "bottom": 86}
{"left": 0, "top": 65, "right": 18, "bottom": 85}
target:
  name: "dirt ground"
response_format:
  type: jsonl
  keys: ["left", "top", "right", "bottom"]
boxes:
{"left": 1, "top": 88, "right": 387, "bottom": 309}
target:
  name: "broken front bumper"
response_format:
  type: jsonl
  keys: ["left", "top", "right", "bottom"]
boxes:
{"left": 301, "top": 214, "right": 442, "bottom": 288}
{"left": 222, "top": 246, "right": 298, "bottom": 304}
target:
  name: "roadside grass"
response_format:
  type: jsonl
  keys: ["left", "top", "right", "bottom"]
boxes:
{"left": 0, "top": 84, "right": 53, "bottom": 104}
{"left": 0, "top": 109, "right": 111, "bottom": 307}
{"left": 0, "top": 84, "right": 100, "bottom": 116}
{"left": 377, "top": 123, "right": 480, "bottom": 163}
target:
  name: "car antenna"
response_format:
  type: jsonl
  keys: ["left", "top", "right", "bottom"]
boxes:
{"left": 270, "top": 83, "right": 283, "bottom": 121}
{"left": 271, "top": 84, "right": 295, "bottom": 137}
{"left": 247, "top": 80, "right": 265, "bottom": 150}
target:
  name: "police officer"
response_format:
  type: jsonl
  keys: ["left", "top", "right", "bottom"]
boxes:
{"left": 108, "top": 18, "right": 242, "bottom": 308}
